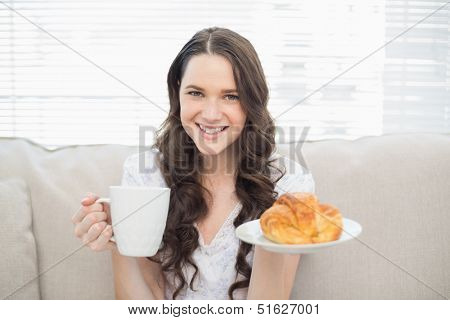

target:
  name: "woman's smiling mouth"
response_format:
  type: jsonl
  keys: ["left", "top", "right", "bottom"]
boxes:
{"left": 195, "top": 122, "right": 229, "bottom": 139}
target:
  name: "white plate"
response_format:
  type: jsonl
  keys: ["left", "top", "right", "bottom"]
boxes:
{"left": 235, "top": 218, "right": 362, "bottom": 254}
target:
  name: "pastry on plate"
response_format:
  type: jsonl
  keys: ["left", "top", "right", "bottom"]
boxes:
{"left": 260, "top": 192, "right": 343, "bottom": 244}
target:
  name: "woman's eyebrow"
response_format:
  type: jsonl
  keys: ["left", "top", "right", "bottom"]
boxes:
{"left": 185, "top": 84, "right": 237, "bottom": 93}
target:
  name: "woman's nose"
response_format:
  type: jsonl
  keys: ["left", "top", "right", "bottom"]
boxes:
{"left": 201, "top": 100, "right": 222, "bottom": 121}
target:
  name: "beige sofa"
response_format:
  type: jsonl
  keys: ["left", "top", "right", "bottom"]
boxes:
{"left": 1, "top": 133, "right": 449, "bottom": 300}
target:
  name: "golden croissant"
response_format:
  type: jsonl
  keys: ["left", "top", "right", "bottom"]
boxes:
{"left": 260, "top": 192, "right": 343, "bottom": 244}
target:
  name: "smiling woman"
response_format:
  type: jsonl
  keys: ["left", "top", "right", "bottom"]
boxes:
{"left": 113, "top": 26, "right": 316, "bottom": 300}
{"left": 134, "top": 26, "right": 317, "bottom": 300}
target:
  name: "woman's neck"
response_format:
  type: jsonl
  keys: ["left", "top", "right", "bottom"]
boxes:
{"left": 202, "top": 146, "right": 236, "bottom": 174}
{"left": 200, "top": 147, "right": 238, "bottom": 190}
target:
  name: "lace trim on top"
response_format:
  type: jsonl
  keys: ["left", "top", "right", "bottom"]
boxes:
{"left": 193, "top": 202, "right": 243, "bottom": 255}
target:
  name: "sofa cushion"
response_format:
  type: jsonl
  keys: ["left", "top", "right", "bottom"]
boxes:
{"left": 0, "top": 177, "right": 40, "bottom": 299}
{"left": 0, "top": 137, "right": 135, "bottom": 299}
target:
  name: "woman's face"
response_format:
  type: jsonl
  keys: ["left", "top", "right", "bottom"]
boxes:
{"left": 179, "top": 54, "right": 247, "bottom": 157}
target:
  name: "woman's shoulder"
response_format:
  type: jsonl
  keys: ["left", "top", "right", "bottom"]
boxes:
{"left": 121, "top": 148, "right": 167, "bottom": 187}
{"left": 269, "top": 152, "right": 315, "bottom": 194}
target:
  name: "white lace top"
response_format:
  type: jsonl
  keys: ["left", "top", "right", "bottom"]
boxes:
{"left": 120, "top": 148, "right": 315, "bottom": 300}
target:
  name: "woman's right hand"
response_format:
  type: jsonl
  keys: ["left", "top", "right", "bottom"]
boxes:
{"left": 72, "top": 192, "right": 117, "bottom": 252}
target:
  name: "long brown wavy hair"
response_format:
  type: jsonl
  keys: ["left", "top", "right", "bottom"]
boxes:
{"left": 147, "top": 26, "right": 285, "bottom": 299}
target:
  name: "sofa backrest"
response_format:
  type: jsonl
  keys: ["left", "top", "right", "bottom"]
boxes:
{"left": 279, "top": 133, "right": 450, "bottom": 299}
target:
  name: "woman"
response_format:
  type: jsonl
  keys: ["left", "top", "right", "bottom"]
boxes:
{"left": 72, "top": 26, "right": 315, "bottom": 300}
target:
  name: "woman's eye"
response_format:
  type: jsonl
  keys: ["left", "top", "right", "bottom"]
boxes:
{"left": 226, "top": 95, "right": 239, "bottom": 101}
{"left": 188, "top": 91, "right": 202, "bottom": 97}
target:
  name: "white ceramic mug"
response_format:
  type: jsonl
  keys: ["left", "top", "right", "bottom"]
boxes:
{"left": 95, "top": 185, "right": 170, "bottom": 257}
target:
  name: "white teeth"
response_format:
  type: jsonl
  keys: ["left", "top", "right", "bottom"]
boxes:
{"left": 198, "top": 124, "right": 227, "bottom": 134}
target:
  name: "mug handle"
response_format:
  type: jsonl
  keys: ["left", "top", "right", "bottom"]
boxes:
{"left": 95, "top": 197, "right": 116, "bottom": 243}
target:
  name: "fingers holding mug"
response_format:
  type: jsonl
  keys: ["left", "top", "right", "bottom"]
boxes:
{"left": 87, "top": 224, "right": 116, "bottom": 251}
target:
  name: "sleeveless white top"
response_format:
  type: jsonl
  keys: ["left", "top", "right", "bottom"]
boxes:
{"left": 120, "top": 148, "right": 315, "bottom": 300}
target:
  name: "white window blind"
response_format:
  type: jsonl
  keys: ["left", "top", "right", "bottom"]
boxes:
{"left": 0, "top": 0, "right": 449, "bottom": 149}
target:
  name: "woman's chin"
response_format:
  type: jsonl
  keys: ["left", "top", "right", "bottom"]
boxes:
{"left": 195, "top": 142, "right": 225, "bottom": 156}
{"left": 197, "top": 147, "right": 223, "bottom": 156}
